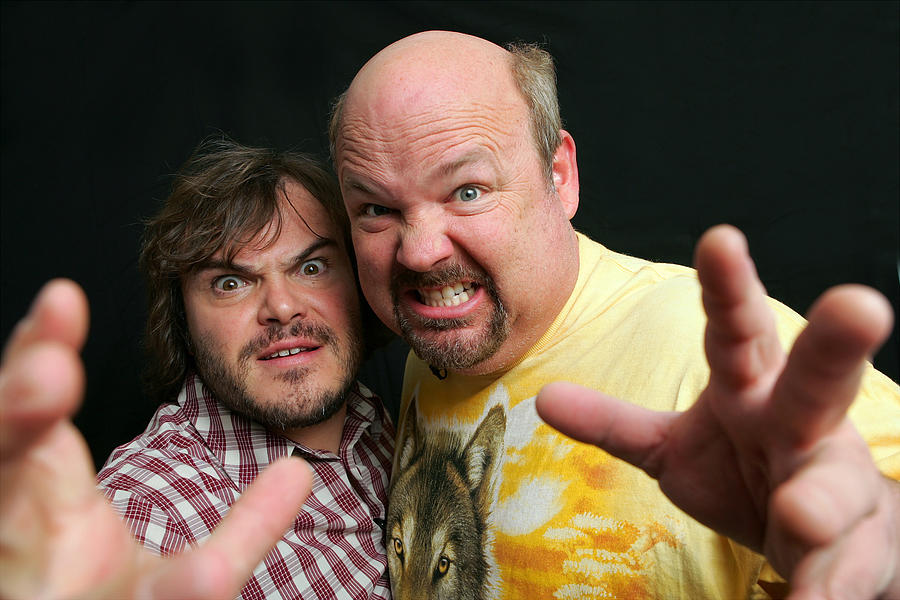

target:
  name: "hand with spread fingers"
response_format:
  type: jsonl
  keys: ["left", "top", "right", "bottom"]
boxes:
{"left": 537, "top": 225, "right": 900, "bottom": 599}
{"left": 0, "top": 279, "right": 312, "bottom": 600}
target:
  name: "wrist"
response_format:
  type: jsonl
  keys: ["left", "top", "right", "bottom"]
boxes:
{"left": 881, "top": 477, "right": 900, "bottom": 598}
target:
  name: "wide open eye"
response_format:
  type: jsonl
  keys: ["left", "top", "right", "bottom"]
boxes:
{"left": 301, "top": 259, "right": 327, "bottom": 276}
{"left": 454, "top": 185, "right": 481, "bottom": 202}
{"left": 213, "top": 275, "right": 247, "bottom": 292}
{"left": 393, "top": 537, "right": 404, "bottom": 559}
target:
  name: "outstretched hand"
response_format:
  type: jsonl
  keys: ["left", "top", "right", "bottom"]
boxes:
{"left": 536, "top": 225, "right": 900, "bottom": 599}
{"left": 0, "top": 280, "right": 313, "bottom": 600}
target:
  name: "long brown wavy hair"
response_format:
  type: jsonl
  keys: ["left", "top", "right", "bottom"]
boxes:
{"left": 140, "top": 137, "right": 382, "bottom": 404}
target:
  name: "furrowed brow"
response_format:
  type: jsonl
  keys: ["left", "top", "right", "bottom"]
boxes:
{"left": 342, "top": 174, "right": 378, "bottom": 196}
{"left": 192, "top": 258, "right": 254, "bottom": 276}
{"left": 288, "top": 238, "right": 338, "bottom": 268}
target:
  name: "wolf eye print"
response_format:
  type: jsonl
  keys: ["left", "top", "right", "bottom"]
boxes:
{"left": 455, "top": 185, "right": 481, "bottom": 202}
{"left": 393, "top": 537, "right": 404, "bottom": 558}
{"left": 301, "top": 259, "right": 326, "bottom": 276}
{"left": 436, "top": 556, "right": 450, "bottom": 576}
{"left": 213, "top": 275, "right": 246, "bottom": 292}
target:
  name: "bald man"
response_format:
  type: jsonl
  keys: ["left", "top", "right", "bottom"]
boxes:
{"left": 329, "top": 31, "right": 900, "bottom": 598}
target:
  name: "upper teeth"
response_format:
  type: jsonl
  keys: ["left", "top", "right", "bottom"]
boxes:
{"left": 267, "top": 347, "right": 305, "bottom": 359}
{"left": 421, "top": 283, "right": 473, "bottom": 307}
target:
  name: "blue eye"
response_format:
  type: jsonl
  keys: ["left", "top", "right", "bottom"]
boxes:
{"left": 301, "top": 259, "right": 327, "bottom": 276}
{"left": 213, "top": 275, "right": 247, "bottom": 292}
{"left": 455, "top": 185, "right": 481, "bottom": 202}
{"left": 363, "top": 204, "right": 392, "bottom": 217}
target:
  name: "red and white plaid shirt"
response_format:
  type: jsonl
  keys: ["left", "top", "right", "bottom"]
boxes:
{"left": 98, "top": 372, "right": 394, "bottom": 599}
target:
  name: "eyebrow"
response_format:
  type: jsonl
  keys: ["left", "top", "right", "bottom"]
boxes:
{"left": 341, "top": 174, "right": 378, "bottom": 196}
{"left": 193, "top": 238, "right": 337, "bottom": 275}
{"left": 435, "top": 150, "right": 492, "bottom": 179}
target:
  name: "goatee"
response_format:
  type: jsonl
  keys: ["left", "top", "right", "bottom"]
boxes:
{"left": 391, "top": 264, "right": 510, "bottom": 371}
{"left": 191, "top": 319, "right": 362, "bottom": 431}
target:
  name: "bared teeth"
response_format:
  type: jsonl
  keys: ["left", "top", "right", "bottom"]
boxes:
{"left": 420, "top": 283, "right": 474, "bottom": 307}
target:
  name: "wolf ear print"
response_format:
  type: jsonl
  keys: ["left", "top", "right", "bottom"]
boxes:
{"left": 462, "top": 405, "right": 507, "bottom": 495}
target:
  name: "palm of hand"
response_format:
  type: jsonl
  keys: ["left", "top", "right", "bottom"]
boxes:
{"left": 537, "top": 225, "right": 899, "bottom": 598}
{"left": 1, "top": 420, "right": 143, "bottom": 599}
{"left": 0, "top": 279, "right": 312, "bottom": 600}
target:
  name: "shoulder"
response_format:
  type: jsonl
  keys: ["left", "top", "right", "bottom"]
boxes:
{"left": 577, "top": 233, "right": 807, "bottom": 341}
{"left": 99, "top": 403, "right": 205, "bottom": 476}
{"left": 97, "top": 402, "right": 231, "bottom": 509}
{"left": 97, "top": 425, "right": 235, "bottom": 554}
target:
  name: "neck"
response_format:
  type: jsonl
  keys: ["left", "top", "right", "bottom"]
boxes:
{"left": 280, "top": 402, "right": 348, "bottom": 454}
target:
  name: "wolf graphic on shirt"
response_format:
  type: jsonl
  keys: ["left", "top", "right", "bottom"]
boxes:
{"left": 389, "top": 380, "right": 697, "bottom": 599}
{"left": 387, "top": 397, "right": 506, "bottom": 600}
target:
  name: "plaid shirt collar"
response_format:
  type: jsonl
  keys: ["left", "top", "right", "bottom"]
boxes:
{"left": 177, "top": 372, "right": 383, "bottom": 491}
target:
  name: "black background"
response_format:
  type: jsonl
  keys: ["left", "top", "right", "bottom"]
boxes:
{"left": 2, "top": 1, "right": 897, "bottom": 469}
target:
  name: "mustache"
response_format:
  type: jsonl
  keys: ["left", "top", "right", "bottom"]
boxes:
{"left": 238, "top": 320, "right": 336, "bottom": 362}
{"left": 391, "top": 263, "right": 490, "bottom": 292}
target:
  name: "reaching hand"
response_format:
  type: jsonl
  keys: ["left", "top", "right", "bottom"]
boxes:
{"left": 0, "top": 279, "right": 313, "bottom": 600}
{"left": 536, "top": 225, "right": 900, "bottom": 599}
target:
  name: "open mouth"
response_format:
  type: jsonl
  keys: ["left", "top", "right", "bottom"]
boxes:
{"left": 260, "top": 346, "right": 319, "bottom": 360}
{"left": 417, "top": 282, "right": 477, "bottom": 307}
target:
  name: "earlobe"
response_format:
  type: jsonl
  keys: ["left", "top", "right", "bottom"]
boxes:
{"left": 552, "top": 130, "right": 580, "bottom": 219}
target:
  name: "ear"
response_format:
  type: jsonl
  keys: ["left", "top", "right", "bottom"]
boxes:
{"left": 551, "top": 129, "right": 579, "bottom": 220}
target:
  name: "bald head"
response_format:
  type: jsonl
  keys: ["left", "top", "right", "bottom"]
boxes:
{"left": 351, "top": 31, "right": 509, "bottom": 93}
{"left": 329, "top": 31, "right": 580, "bottom": 375}
{"left": 329, "top": 31, "right": 561, "bottom": 179}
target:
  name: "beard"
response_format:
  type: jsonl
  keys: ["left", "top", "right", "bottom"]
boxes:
{"left": 392, "top": 263, "right": 510, "bottom": 371}
{"left": 191, "top": 318, "right": 363, "bottom": 431}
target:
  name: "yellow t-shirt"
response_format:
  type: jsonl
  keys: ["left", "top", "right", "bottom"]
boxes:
{"left": 389, "top": 233, "right": 900, "bottom": 599}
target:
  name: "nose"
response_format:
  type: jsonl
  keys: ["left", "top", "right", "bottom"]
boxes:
{"left": 257, "top": 278, "right": 307, "bottom": 326}
{"left": 396, "top": 213, "right": 453, "bottom": 272}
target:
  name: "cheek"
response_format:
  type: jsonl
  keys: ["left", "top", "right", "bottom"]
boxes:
{"left": 358, "top": 271, "right": 393, "bottom": 324}
{"left": 182, "top": 302, "right": 209, "bottom": 343}
{"left": 334, "top": 284, "right": 363, "bottom": 326}
{"left": 187, "top": 317, "right": 230, "bottom": 358}
{"left": 453, "top": 219, "right": 515, "bottom": 271}
{"left": 353, "top": 234, "right": 393, "bottom": 273}
{"left": 353, "top": 235, "right": 395, "bottom": 293}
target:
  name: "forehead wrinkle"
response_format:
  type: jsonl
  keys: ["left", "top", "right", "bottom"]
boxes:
{"left": 339, "top": 103, "right": 522, "bottom": 192}
{"left": 343, "top": 98, "right": 520, "bottom": 150}
{"left": 207, "top": 237, "right": 336, "bottom": 278}
{"left": 340, "top": 131, "right": 497, "bottom": 198}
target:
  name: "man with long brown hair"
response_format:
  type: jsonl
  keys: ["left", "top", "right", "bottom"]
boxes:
{"left": 0, "top": 138, "right": 393, "bottom": 599}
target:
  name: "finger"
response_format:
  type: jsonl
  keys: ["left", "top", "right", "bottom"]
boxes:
{"left": 771, "top": 285, "right": 893, "bottom": 447}
{"left": 695, "top": 225, "right": 784, "bottom": 390}
{"left": 0, "top": 344, "right": 84, "bottom": 457}
{"left": 536, "top": 382, "right": 674, "bottom": 475}
{"left": 768, "top": 425, "right": 880, "bottom": 551}
{"left": 2, "top": 279, "right": 89, "bottom": 365}
{"left": 136, "top": 457, "right": 313, "bottom": 599}
{"left": 0, "top": 423, "right": 121, "bottom": 600}
{"left": 784, "top": 476, "right": 898, "bottom": 600}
